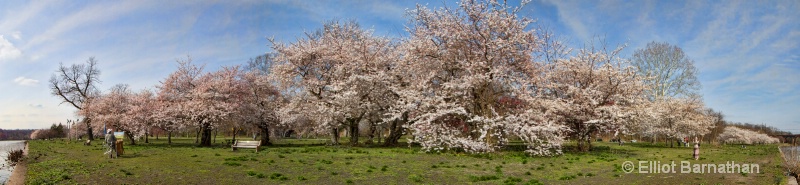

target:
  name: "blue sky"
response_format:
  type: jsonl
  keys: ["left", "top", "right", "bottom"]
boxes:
{"left": 0, "top": 0, "right": 797, "bottom": 133}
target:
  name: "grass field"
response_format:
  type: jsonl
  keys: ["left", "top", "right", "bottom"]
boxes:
{"left": 23, "top": 137, "right": 788, "bottom": 184}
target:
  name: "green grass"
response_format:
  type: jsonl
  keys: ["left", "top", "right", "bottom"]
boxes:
{"left": 23, "top": 137, "right": 789, "bottom": 184}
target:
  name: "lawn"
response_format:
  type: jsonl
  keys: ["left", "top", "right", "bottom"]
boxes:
{"left": 23, "top": 137, "right": 788, "bottom": 184}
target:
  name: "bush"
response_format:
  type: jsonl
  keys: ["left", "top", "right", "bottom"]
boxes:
{"left": 469, "top": 175, "right": 500, "bottom": 182}
{"left": 222, "top": 161, "right": 241, "bottom": 166}
{"left": 7, "top": 149, "right": 24, "bottom": 166}
{"left": 269, "top": 173, "right": 288, "bottom": 180}
{"left": 504, "top": 177, "right": 522, "bottom": 185}
{"left": 408, "top": 174, "right": 423, "bottom": 183}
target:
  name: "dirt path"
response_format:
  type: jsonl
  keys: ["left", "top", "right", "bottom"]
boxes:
{"left": 6, "top": 142, "right": 28, "bottom": 185}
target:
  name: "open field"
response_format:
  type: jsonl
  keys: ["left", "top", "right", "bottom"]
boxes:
{"left": 23, "top": 137, "right": 788, "bottom": 184}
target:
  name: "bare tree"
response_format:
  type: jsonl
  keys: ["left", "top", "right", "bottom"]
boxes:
{"left": 631, "top": 41, "right": 700, "bottom": 100}
{"left": 49, "top": 57, "right": 101, "bottom": 140}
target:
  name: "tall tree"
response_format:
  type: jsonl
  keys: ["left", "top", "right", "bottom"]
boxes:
{"left": 191, "top": 66, "right": 247, "bottom": 146}
{"left": 157, "top": 58, "right": 208, "bottom": 145}
{"left": 270, "top": 20, "right": 394, "bottom": 146}
{"left": 531, "top": 43, "right": 648, "bottom": 152}
{"left": 239, "top": 54, "right": 284, "bottom": 146}
{"left": 82, "top": 84, "right": 144, "bottom": 145}
{"left": 631, "top": 41, "right": 700, "bottom": 100}
{"left": 630, "top": 42, "right": 710, "bottom": 146}
{"left": 399, "top": 0, "right": 561, "bottom": 154}
{"left": 49, "top": 57, "right": 101, "bottom": 140}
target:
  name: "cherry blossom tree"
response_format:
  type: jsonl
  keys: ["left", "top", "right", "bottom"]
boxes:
{"left": 528, "top": 43, "right": 648, "bottom": 152}
{"left": 158, "top": 58, "right": 241, "bottom": 146}
{"left": 237, "top": 55, "right": 284, "bottom": 146}
{"left": 631, "top": 96, "right": 715, "bottom": 147}
{"left": 188, "top": 66, "right": 248, "bottom": 146}
{"left": 30, "top": 129, "right": 47, "bottom": 140}
{"left": 718, "top": 126, "right": 780, "bottom": 144}
{"left": 152, "top": 93, "right": 186, "bottom": 145}
{"left": 127, "top": 89, "right": 157, "bottom": 143}
{"left": 270, "top": 20, "right": 395, "bottom": 146}
{"left": 81, "top": 84, "right": 147, "bottom": 145}
{"left": 398, "top": 0, "right": 559, "bottom": 154}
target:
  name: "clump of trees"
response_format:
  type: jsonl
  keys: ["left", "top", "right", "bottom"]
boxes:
{"left": 0, "top": 129, "right": 34, "bottom": 140}
{"left": 718, "top": 126, "right": 780, "bottom": 144}
{"left": 54, "top": 0, "right": 790, "bottom": 156}
{"left": 29, "top": 123, "right": 67, "bottom": 140}
{"left": 266, "top": 0, "right": 715, "bottom": 155}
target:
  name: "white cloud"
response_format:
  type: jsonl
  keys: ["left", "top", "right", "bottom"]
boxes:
{"left": 28, "top": 104, "right": 43, "bottom": 108}
{"left": 0, "top": 35, "right": 23, "bottom": 61}
{"left": 11, "top": 31, "right": 22, "bottom": 40}
{"left": 30, "top": 54, "right": 41, "bottom": 61}
{"left": 544, "top": 0, "right": 591, "bottom": 41}
{"left": 24, "top": 1, "right": 154, "bottom": 50}
{"left": 13, "top": 76, "right": 39, "bottom": 86}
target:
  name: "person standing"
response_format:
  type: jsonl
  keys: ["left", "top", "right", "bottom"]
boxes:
{"left": 105, "top": 129, "right": 117, "bottom": 159}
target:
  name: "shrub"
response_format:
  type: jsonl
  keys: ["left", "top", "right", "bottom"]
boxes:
{"left": 6, "top": 149, "right": 24, "bottom": 166}
{"left": 469, "top": 175, "right": 500, "bottom": 182}
{"left": 504, "top": 177, "right": 522, "bottom": 185}
{"left": 408, "top": 174, "right": 423, "bottom": 183}
{"left": 525, "top": 179, "right": 544, "bottom": 185}
{"left": 223, "top": 162, "right": 242, "bottom": 166}
{"left": 269, "top": 173, "right": 288, "bottom": 180}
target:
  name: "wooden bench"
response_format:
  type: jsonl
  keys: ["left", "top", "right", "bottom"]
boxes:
{"left": 231, "top": 140, "right": 261, "bottom": 152}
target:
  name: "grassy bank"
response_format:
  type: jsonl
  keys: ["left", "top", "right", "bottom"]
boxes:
{"left": 24, "top": 137, "right": 787, "bottom": 184}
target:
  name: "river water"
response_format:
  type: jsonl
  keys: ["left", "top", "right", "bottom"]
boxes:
{"left": 0, "top": 141, "right": 25, "bottom": 183}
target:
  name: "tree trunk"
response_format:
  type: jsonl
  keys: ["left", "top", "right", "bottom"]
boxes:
{"left": 575, "top": 120, "right": 592, "bottom": 152}
{"left": 145, "top": 131, "right": 149, "bottom": 144}
{"left": 232, "top": 127, "right": 237, "bottom": 143}
{"left": 200, "top": 124, "right": 212, "bottom": 146}
{"left": 259, "top": 121, "right": 272, "bottom": 146}
{"left": 588, "top": 136, "right": 592, "bottom": 150}
{"left": 213, "top": 129, "right": 217, "bottom": 144}
{"left": 365, "top": 122, "right": 376, "bottom": 145}
{"left": 383, "top": 113, "right": 407, "bottom": 146}
{"left": 330, "top": 127, "right": 340, "bottom": 145}
{"left": 168, "top": 131, "right": 172, "bottom": 145}
{"left": 349, "top": 122, "right": 359, "bottom": 146}
{"left": 195, "top": 127, "right": 201, "bottom": 144}
{"left": 670, "top": 138, "right": 674, "bottom": 148}
{"left": 125, "top": 131, "right": 136, "bottom": 145}
{"left": 377, "top": 126, "right": 383, "bottom": 145}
